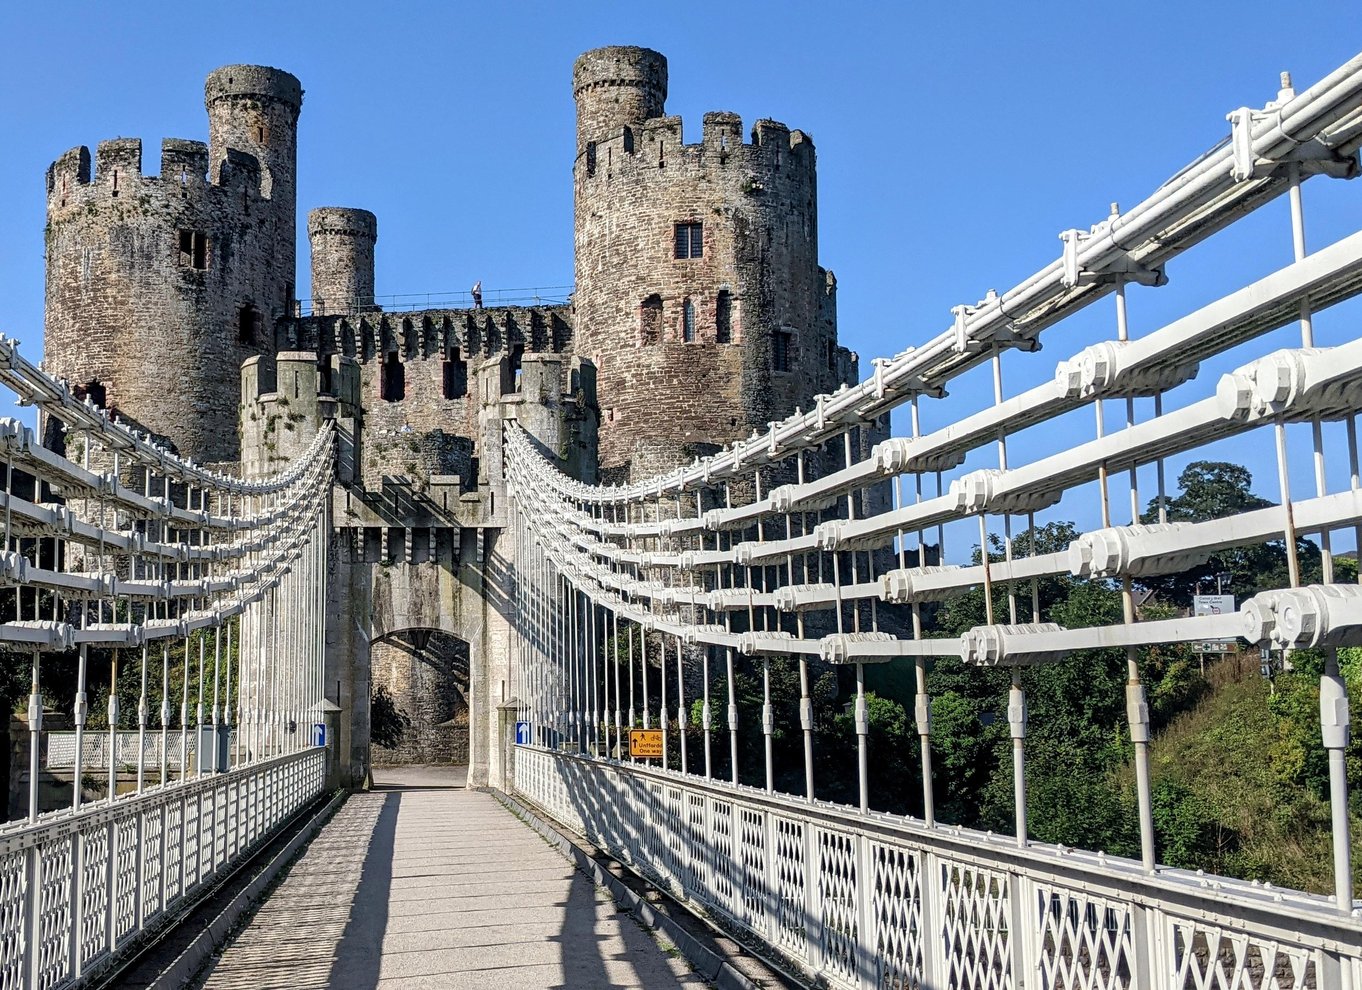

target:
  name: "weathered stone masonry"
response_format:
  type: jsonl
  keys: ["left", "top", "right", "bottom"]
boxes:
{"left": 44, "top": 66, "right": 300, "bottom": 467}
{"left": 572, "top": 46, "right": 855, "bottom": 483}
{"left": 42, "top": 48, "right": 859, "bottom": 789}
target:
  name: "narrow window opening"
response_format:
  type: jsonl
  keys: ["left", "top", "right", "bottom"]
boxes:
{"left": 380, "top": 351, "right": 405, "bottom": 402}
{"left": 111, "top": 169, "right": 119, "bottom": 197}
{"left": 682, "top": 298, "right": 696, "bottom": 342}
{"left": 510, "top": 345, "right": 524, "bottom": 393}
{"left": 585, "top": 142, "right": 597, "bottom": 177}
{"left": 716, "top": 290, "right": 732, "bottom": 344}
{"left": 179, "top": 230, "right": 207, "bottom": 270}
{"left": 237, "top": 304, "right": 260, "bottom": 346}
{"left": 826, "top": 340, "right": 836, "bottom": 370}
{"left": 773, "top": 330, "right": 793, "bottom": 373}
{"left": 640, "top": 295, "right": 663, "bottom": 345}
{"left": 673, "top": 222, "right": 703, "bottom": 260}
{"left": 443, "top": 348, "right": 468, "bottom": 399}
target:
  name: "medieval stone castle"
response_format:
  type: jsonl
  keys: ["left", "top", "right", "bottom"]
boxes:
{"left": 39, "top": 47, "right": 860, "bottom": 788}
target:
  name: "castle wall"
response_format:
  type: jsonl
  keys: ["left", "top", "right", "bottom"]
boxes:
{"left": 369, "top": 633, "right": 470, "bottom": 766}
{"left": 278, "top": 306, "right": 574, "bottom": 490}
{"left": 572, "top": 46, "right": 849, "bottom": 484}
{"left": 44, "top": 65, "right": 300, "bottom": 466}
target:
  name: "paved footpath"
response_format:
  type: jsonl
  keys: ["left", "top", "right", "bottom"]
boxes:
{"left": 195, "top": 766, "right": 704, "bottom": 990}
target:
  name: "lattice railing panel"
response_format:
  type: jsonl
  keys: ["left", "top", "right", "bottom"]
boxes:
{"left": 33, "top": 837, "right": 71, "bottom": 990}
{"left": 0, "top": 852, "right": 26, "bottom": 990}
{"left": 1168, "top": 922, "right": 1318, "bottom": 990}
{"left": 1034, "top": 884, "right": 1137, "bottom": 990}
{"left": 872, "top": 841, "right": 925, "bottom": 990}
{"left": 77, "top": 825, "right": 109, "bottom": 969}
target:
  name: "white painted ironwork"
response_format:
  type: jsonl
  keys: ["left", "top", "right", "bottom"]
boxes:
{"left": 514, "top": 750, "right": 1361, "bottom": 990}
{"left": 506, "top": 53, "right": 1362, "bottom": 990}
{"left": 0, "top": 332, "right": 334, "bottom": 987}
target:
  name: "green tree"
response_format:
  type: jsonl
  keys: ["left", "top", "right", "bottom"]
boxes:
{"left": 1139, "top": 461, "right": 1319, "bottom": 607}
{"left": 370, "top": 685, "right": 411, "bottom": 749}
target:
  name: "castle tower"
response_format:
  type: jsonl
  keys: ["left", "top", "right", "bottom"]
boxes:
{"left": 205, "top": 65, "right": 303, "bottom": 309}
{"left": 571, "top": 46, "right": 844, "bottom": 484}
{"left": 572, "top": 46, "right": 667, "bottom": 155}
{"left": 43, "top": 65, "right": 301, "bottom": 466}
{"left": 308, "top": 208, "right": 378, "bottom": 315}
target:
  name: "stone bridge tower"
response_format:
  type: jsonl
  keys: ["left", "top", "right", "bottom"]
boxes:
{"left": 43, "top": 64, "right": 300, "bottom": 466}
{"left": 571, "top": 46, "right": 850, "bottom": 484}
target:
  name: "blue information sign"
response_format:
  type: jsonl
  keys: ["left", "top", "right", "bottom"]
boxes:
{"left": 514, "top": 721, "right": 532, "bottom": 745}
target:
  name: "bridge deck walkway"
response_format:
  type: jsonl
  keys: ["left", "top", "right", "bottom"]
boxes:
{"left": 194, "top": 766, "right": 703, "bottom": 989}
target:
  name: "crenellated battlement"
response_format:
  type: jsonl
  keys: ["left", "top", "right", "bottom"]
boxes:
{"left": 281, "top": 306, "right": 573, "bottom": 364}
{"left": 45, "top": 136, "right": 268, "bottom": 218}
{"left": 578, "top": 110, "right": 815, "bottom": 184}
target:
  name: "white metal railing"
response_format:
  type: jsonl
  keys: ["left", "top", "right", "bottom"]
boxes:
{"left": 43, "top": 731, "right": 239, "bottom": 773}
{"left": 0, "top": 746, "right": 324, "bottom": 989}
{"left": 43, "top": 731, "right": 194, "bottom": 774}
{"left": 516, "top": 747, "right": 1362, "bottom": 990}
{"left": 0, "top": 278, "right": 335, "bottom": 985}
{"left": 505, "top": 52, "right": 1362, "bottom": 990}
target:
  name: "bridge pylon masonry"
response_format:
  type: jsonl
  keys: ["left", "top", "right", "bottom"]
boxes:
{"left": 239, "top": 344, "right": 597, "bottom": 790}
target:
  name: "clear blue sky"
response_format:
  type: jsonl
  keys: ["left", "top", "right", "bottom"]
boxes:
{"left": 2, "top": 1, "right": 1361, "bottom": 552}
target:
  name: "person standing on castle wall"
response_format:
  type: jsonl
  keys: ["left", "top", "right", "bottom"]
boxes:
{"left": 472, "top": 280, "right": 483, "bottom": 309}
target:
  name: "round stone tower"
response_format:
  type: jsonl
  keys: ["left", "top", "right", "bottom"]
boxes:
{"left": 205, "top": 65, "right": 303, "bottom": 308}
{"left": 572, "top": 46, "right": 667, "bottom": 156}
{"left": 43, "top": 64, "right": 301, "bottom": 466}
{"left": 571, "top": 46, "right": 842, "bottom": 484}
{"left": 308, "top": 207, "right": 378, "bottom": 315}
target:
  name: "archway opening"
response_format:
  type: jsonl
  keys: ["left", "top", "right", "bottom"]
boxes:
{"left": 369, "top": 629, "right": 470, "bottom": 767}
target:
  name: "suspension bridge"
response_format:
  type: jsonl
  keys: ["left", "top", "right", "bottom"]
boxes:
{"left": 2, "top": 51, "right": 1362, "bottom": 990}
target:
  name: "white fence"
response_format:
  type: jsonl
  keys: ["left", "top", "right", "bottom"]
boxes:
{"left": 0, "top": 746, "right": 324, "bottom": 989}
{"left": 42, "top": 731, "right": 240, "bottom": 774}
{"left": 48, "top": 732, "right": 184, "bottom": 774}
{"left": 515, "top": 746, "right": 1362, "bottom": 990}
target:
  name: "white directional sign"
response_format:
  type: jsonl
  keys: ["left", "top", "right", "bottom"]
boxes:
{"left": 1194, "top": 594, "right": 1236, "bottom": 652}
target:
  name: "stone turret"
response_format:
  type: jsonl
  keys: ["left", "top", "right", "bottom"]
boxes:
{"left": 572, "top": 46, "right": 668, "bottom": 156}
{"left": 205, "top": 64, "right": 303, "bottom": 306}
{"left": 309, "top": 207, "right": 378, "bottom": 315}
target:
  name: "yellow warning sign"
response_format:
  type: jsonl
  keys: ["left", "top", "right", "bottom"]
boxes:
{"left": 629, "top": 728, "right": 664, "bottom": 759}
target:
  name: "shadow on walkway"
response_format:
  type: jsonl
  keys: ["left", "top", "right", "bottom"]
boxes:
{"left": 326, "top": 792, "right": 401, "bottom": 990}
{"left": 200, "top": 765, "right": 698, "bottom": 989}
